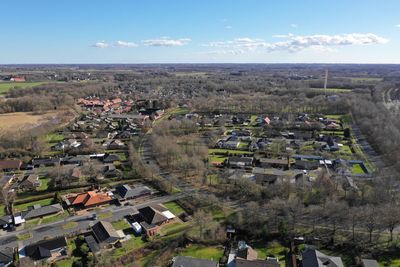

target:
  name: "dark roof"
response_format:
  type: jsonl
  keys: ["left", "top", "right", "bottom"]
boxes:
{"left": 21, "top": 203, "right": 63, "bottom": 220}
{"left": 85, "top": 235, "right": 100, "bottom": 253}
{"left": 0, "top": 215, "right": 13, "bottom": 226}
{"left": 0, "top": 160, "right": 22, "bottom": 170}
{"left": 31, "top": 158, "right": 60, "bottom": 166}
{"left": 362, "top": 259, "right": 379, "bottom": 267}
{"left": 24, "top": 237, "right": 67, "bottom": 260}
{"left": 138, "top": 204, "right": 168, "bottom": 225}
{"left": 302, "top": 248, "right": 344, "bottom": 267}
{"left": 92, "top": 221, "right": 120, "bottom": 244}
{"left": 117, "top": 184, "right": 151, "bottom": 199}
{"left": 103, "top": 154, "right": 120, "bottom": 163}
{"left": 229, "top": 157, "right": 253, "bottom": 164}
{"left": 236, "top": 258, "right": 278, "bottom": 267}
{"left": 0, "top": 247, "right": 13, "bottom": 264}
{"left": 172, "top": 256, "right": 218, "bottom": 267}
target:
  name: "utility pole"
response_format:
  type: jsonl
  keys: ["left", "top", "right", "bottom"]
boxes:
{"left": 324, "top": 69, "right": 329, "bottom": 97}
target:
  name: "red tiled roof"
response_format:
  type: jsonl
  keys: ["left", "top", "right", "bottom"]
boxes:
{"left": 72, "top": 191, "right": 112, "bottom": 207}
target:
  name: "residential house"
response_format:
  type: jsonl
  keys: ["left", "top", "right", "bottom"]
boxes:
{"left": 0, "top": 160, "right": 22, "bottom": 172}
{"left": 301, "top": 248, "right": 344, "bottom": 267}
{"left": 295, "top": 160, "right": 320, "bottom": 170}
{"left": 68, "top": 191, "right": 113, "bottom": 208}
{"left": 104, "top": 139, "right": 126, "bottom": 150}
{"left": 91, "top": 220, "right": 121, "bottom": 248}
{"left": 132, "top": 204, "right": 175, "bottom": 236}
{"left": 252, "top": 168, "right": 303, "bottom": 185}
{"left": 116, "top": 184, "right": 151, "bottom": 200}
{"left": 19, "top": 174, "right": 41, "bottom": 191}
{"left": 0, "top": 247, "right": 14, "bottom": 267}
{"left": 0, "top": 174, "right": 16, "bottom": 190}
{"left": 258, "top": 158, "right": 289, "bottom": 170}
{"left": 19, "top": 203, "right": 63, "bottom": 221}
{"left": 228, "top": 241, "right": 280, "bottom": 267}
{"left": 103, "top": 154, "right": 121, "bottom": 164}
{"left": 52, "top": 139, "right": 81, "bottom": 151}
{"left": 31, "top": 158, "right": 60, "bottom": 168}
{"left": 228, "top": 157, "right": 254, "bottom": 169}
{"left": 23, "top": 236, "right": 67, "bottom": 262}
{"left": 172, "top": 256, "right": 219, "bottom": 267}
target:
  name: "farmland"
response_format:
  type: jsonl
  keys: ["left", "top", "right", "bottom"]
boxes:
{"left": 0, "top": 81, "right": 48, "bottom": 94}
{"left": 0, "top": 111, "right": 62, "bottom": 132}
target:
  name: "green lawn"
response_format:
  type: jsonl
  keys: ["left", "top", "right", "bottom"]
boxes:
{"left": 161, "top": 222, "right": 190, "bottom": 236}
{"left": 24, "top": 218, "right": 40, "bottom": 229}
{"left": 0, "top": 205, "right": 5, "bottom": 216}
{"left": 379, "top": 258, "right": 400, "bottom": 266}
{"left": 238, "top": 141, "right": 249, "bottom": 149}
{"left": 45, "top": 133, "right": 65, "bottom": 143}
{"left": 14, "top": 197, "right": 54, "bottom": 212}
{"left": 351, "top": 163, "right": 366, "bottom": 174}
{"left": 349, "top": 77, "right": 382, "bottom": 84}
{"left": 254, "top": 240, "right": 288, "bottom": 266}
{"left": 0, "top": 81, "right": 49, "bottom": 94}
{"left": 17, "top": 232, "right": 32, "bottom": 240}
{"left": 208, "top": 155, "right": 227, "bottom": 164}
{"left": 38, "top": 177, "right": 50, "bottom": 191}
{"left": 340, "top": 145, "right": 353, "bottom": 155}
{"left": 41, "top": 212, "right": 68, "bottom": 224}
{"left": 54, "top": 259, "right": 73, "bottom": 267}
{"left": 111, "top": 219, "right": 130, "bottom": 230}
{"left": 111, "top": 235, "right": 147, "bottom": 258}
{"left": 163, "top": 201, "right": 185, "bottom": 216}
{"left": 325, "top": 114, "right": 343, "bottom": 120}
{"left": 179, "top": 245, "right": 224, "bottom": 261}
{"left": 63, "top": 221, "right": 78, "bottom": 229}
{"left": 98, "top": 211, "right": 112, "bottom": 220}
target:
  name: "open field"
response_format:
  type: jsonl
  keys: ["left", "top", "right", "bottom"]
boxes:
{"left": 179, "top": 244, "right": 224, "bottom": 261}
{"left": 0, "top": 81, "right": 49, "bottom": 94}
{"left": 309, "top": 88, "right": 352, "bottom": 93}
{"left": 0, "top": 111, "right": 61, "bottom": 132}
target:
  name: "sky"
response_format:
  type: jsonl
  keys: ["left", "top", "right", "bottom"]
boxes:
{"left": 1, "top": 0, "right": 400, "bottom": 64}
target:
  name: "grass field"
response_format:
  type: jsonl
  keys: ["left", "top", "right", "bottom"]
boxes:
{"left": 38, "top": 177, "right": 50, "bottom": 191}
{"left": 0, "top": 81, "right": 48, "bottom": 94}
{"left": 0, "top": 111, "right": 60, "bottom": 133}
{"left": 179, "top": 244, "right": 224, "bottom": 261}
{"left": 163, "top": 201, "right": 185, "bottom": 216}
{"left": 111, "top": 219, "right": 130, "bottom": 230}
{"left": 349, "top": 77, "right": 383, "bottom": 84}
{"left": 254, "top": 240, "right": 288, "bottom": 266}
{"left": 310, "top": 88, "right": 352, "bottom": 93}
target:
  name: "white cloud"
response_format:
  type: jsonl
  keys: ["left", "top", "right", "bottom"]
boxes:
{"left": 114, "top": 41, "right": 138, "bottom": 48}
{"left": 225, "top": 25, "right": 233, "bottom": 30}
{"left": 396, "top": 24, "right": 400, "bottom": 28}
{"left": 290, "top": 23, "right": 298, "bottom": 28}
{"left": 91, "top": 41, "right": 109, "bottom": 48}
{"left": 142, "top": 37, "right": 191, "bottom": 47}
{"left": 205, "top": 33, "right": 389, "bottom": 54}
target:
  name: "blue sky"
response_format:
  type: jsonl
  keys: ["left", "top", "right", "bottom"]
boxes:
{"left": 1, "top": 0, "right": 400, "bottom": 64}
